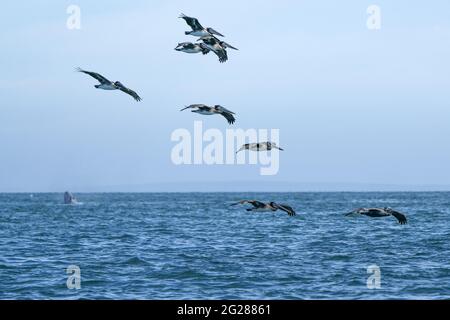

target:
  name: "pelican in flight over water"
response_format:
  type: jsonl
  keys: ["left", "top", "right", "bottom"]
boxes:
{"left": 198, "top": 35, "right": 238, "bottom": 63}
{"left": 77, "top": 68, "right": 142, "bottom": 102}
{"left": 345, "top": 207, "right": 408, "bottom": 224}
{"left": 236, "top": 142, "right": 283, "bottom": 153}
{"left": 231, "top": 200, "right": 296, "bottom": 217}
{"left": 174, "top": 42, "right": 210, "bottom": 55}
{"left": 180, "top": 104, "right": 236, "bottom": 124}
{"left": 179, "top": 13, "right": 224, "bottom": 38}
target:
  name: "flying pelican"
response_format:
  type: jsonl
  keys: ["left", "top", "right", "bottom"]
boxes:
{"left": 236, "top": 142, "right": 284, "bottom": 153}
{"left": 77, "top": 68, "right": 142, "bottom": 102}
{"left": 231, "top": 200, "right": 296, "bottom": 217}
{"left": 198, "top": 35, "right": 238, "bottom": 63}
{"left": 180, "top": 104, "right": 236, "bottom": 124}
{"left": 179, "top": 13, "right": 224, "bottom": 38}
{"left": 345, "top": 207, "right": 408, "bottom": 225}
{"left": 174, "top": 42, "right": 210, "bottom": 55}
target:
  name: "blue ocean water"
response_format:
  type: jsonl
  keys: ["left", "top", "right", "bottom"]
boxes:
{"left": 0, "top": 192, "right": 449, "bottom": 300}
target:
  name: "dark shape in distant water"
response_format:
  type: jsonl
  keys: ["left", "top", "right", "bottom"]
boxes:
{"left": 236, "top": 142, "right": 284, "bottom": 153}
{"left": 174, "top": 42, "right": 210, "bottom": 55}
{"left": 345, "top": 207, "right": 407, "bottom": 224}
{"left": 179, "top": 13, "right": 225, "bottom": 38}
{"left": 231, "top": 200, "right": 296, "bottom": 216}
{"left": 180, "top": 104, "right": 236, "bottom": 124}
{"left": 76, "top": 68, "right": 142, "bottom": 102}
{"left": 64, "top": 191, "right": 77, "bottom": 205}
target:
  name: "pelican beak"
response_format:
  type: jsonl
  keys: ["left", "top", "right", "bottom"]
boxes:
{"left": 277, "top": 147, "right": 284, "bottom": 151}
{"left": 180, "top": 106, "right": 189, "bottom": 111}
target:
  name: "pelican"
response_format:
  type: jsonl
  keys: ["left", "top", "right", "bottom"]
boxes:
{"left": 345, "top": 207, "right": 407, "bottom": 225}
{"left": 231, "top": 200, "right": 296, "bottom": 217}
{"left": 236, "top": 142, "right": 283, "bottom": 153}
{"left": 174, "top": 42, "right": 210, "bottom": 55}
{"left": 179, "top": 13, "right": 224, "bottom": 38}
{"left": 77, "top": 68, "right": 142, "bottom": 102}
{"left": 180, "top": 104, "right": 236, "bottom": 124}
{"left": 198, "top": 35, "right": 238, "bottom": 63}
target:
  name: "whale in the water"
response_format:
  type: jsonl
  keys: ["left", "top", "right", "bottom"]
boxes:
{"left": 64, "top": 191, "right": 77, "bottom": 204}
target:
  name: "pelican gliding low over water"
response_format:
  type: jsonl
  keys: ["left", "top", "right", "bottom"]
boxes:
{"left": 345, "top": 207, "right": 408, "bottom": 224}
{"left": 231, "top": 200, "right": 296, "bottom": 216}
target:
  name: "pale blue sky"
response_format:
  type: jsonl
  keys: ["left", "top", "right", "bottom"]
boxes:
{"left": 1, "top": 1, "right": 449, "bottom": 192}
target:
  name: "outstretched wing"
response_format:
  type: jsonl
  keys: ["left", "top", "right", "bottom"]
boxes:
{"left": 231, "top": 200, "right": 266, "bottom": 208}
{"left": 77, "top": 68, "right": 111, "bottom": 85}
{"left": 215, "top": 105, "right": 235, "bottom": 114}
{"left": 179, "top": 13, "right": 203, "bottom": 31}
{"left": 273, "top": 203, "right": 296, "bottom": 216}
{"left": 201, "top": 35, "right": 221, "bottom": 46}
{"left": 199, "top": 43, "right": 210, "bottom": 55}
{"left": 220, "top": 112, "right": 236, "bottom": 125}
{"left": 180, "top": 104, "right": 206, "bottom": 111}
{"left": 389, "top": 210, "right": 408, "bottom": 225}
{"left": 221, "top": 42, "right": 238, "bottom": 50}
{"left": 214, "top": 48, "right": 228, "bottom": 63}
{"left": 114, "top": 82, "right": 142, "bottom": 102}
{"left": 207, "top": 27, "right": 225, "bottom": 37}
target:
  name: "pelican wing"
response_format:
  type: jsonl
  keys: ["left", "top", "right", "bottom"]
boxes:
{"left": 220, "top": 112, "right": 236, "bottom": 125}
{"left": 199, "top": 43, "right": 210, "bottom": 55}
{"left": 214, "top": 48, "right": 228, "bottom": 63}
{"left": 389, "top": 210, "right": 408, "bottom": 225}
{"left": 207, "top": 27, "right": 225, "bottom": 37}
{"left": 180, "top": 106, "right": 193, "bottom": 111}
{"left": 200, "top": 35, "right": 221, "bottom": 47}
{"left": 231, "top": 200, "right": 266, "bottom": 208}
{"left": 115, "top": 82, "right": 142, "bottom": 102}
{"left": 221, "top": 42, "right": 239, "bottom": 50}
{"left": 179, "top": 13, "right": 203, "bottom": 31}
{"left": 345, "top": 210, "right": 358, "bottom": 216}
{"left": 180, "top": 104, "right": 207, "bottom": 111}
{"left": 77, "top": 68, "right": 111, "bottom": 85}
{"left": 274, "top": 203, "right": 296, "bottom": 216}
{"left": 215, "top": 105, "right": 235, "bottom": 114}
